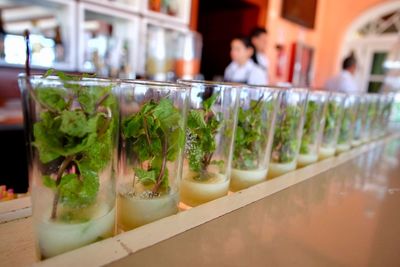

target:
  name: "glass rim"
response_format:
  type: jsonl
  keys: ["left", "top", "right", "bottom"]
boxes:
{"left": 18, "top": 73, "right": 117, "bottom": 85}
{"left": 307, "top": 89, "right": 330, "bottom": 95}
{"left": 329, "top": 91, "right": 347, "bottom": 98}
{"left": 177, "top": 79, "right": 244, "bottom": 88}
{"left": 281, "top": 87, "right": 309, "bottom": 95}
{"left": 244, "top": 83, "right": 290, "bottom": 91}
{"left": 120, "top": 79, "right": 188, "bottom": 91}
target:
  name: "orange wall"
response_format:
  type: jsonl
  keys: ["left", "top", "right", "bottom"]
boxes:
{"left": 264, "top": 0, "right": 390, "bottom": 86}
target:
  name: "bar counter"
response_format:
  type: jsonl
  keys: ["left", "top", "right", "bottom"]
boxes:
{"left": 1, "top": 133, "right": 400, "bottom": 267}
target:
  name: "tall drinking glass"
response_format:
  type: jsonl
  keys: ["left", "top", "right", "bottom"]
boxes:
{"left": 336, "top": 94, "right": 359, "bottom": 153}
{"left": 18, "top": 74, "right": 119, "bottom": 259}
{"left": 319, "top": 92, "right": 345, "bottom": 159}
{"left": 298, "top": 90, "right": 329, "bottom": 167}
{"left": 118, "top": 80, "right": 188, "bottom": 230}
{"left": 268, "top": 88, "right": 308, "bottom": 178}
{"left": 177, "top": 80, "right": 239, "bottom": 207}
{"left": 230, "top": 85, "right": 280, "bottom": 191}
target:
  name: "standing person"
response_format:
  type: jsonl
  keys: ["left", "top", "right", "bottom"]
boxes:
{"left": 224, "top": 37, "right": 267, "bottom": 85}
{"left": 250, "top": 27, "right": 269, "bottom": 83}
{"left": 325, "top": 54, "right": 360, "bottom": 93}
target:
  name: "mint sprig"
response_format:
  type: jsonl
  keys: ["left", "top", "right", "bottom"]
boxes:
{"left": 271, "top": 105, "right": 301, "bottom": 163}
{"left": 32, "top": 70, "right": 116, "bottom": 220}
{"left": 185, "top": 93, "right": 223, "bottom": 180}
{"left": 122, "top": 98, "right": 184, "bottom": 196}
{"left": 233, "top": 95, "right": 270, "bottom": 170}
{"left": 300, "top": 100, "right": 319, "bottom": 154}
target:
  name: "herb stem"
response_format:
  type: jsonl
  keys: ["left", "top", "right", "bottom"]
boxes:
{"left": 143, "top": 117, "right": 152, "bottom": 147}
{"left": 95, "top": 93, "right": 110, "bottom": 110}
{"left": 51, "top": 155, "right": 74, "bottom": 220}
{"left": 151, "top": 135, "right": 168, "bottom": 195}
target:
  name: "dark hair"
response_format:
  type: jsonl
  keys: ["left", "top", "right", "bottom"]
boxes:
{"left": 250, "top": 27, "right": 268, "bottom": 39}
{"left": 342, "top": 53, "right": 356, "bottom": 70}
{"left": 233, "top": 36, "right": 254, "bottom": 49}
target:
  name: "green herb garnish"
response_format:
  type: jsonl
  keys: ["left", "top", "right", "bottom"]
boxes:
{"left": 233, "top": 96, "right": 271, "bottom": 169}
{"left": 122, "top": 98, "right": 184, "bottom": 196}
{"left": 185, "top": 93, "right": 223, "bottom": 180}
{"left": 33, "top": 70, "right": 117, "bottom": 221}
{"left": 271, "top": 105, "right": 301, "bottom": 163}
{"left": 300, "top": 100, "right": 320, "bottom": 154}
{"left": 338, "top": 106, "right": 354, "bottom": 144}
{"left": 322, "top": 101, "right": 342, "bottom": 146}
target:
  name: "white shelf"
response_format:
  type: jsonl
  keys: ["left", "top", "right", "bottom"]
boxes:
{"left": 1, "top": 0, "right": 192, "bottom": 78}
{"left": 81, "top": 0, "right": 141, "bottom": 14}
{"left": 77, "top": 2, "right": 140, "bottom": 78}
{"left": 142, "top": 0, "right": 191, "bottom": 26}
{"left": 0, "top": 0, "right": 77, "bottom": 71}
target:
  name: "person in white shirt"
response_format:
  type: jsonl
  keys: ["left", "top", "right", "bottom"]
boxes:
{"left": 325, "top": 54, "right": 360, "bottom": 93}
{"left": 224, "top": 37, "right": 267, "bottom": 85}
{"left": 250, "top": 27, "right": 269, "bottom": 82}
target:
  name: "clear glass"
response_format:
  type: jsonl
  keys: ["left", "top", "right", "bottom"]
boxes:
{"left": 381, "top": 93, "right": 395, "bottom": 135}
{"left": 364, "top": 94, "right": 380, "bottom": 141}
{"left": 298, "top": 90, "right": 329, "bottom": 167}
{"left": 18, "top": 75, "right": 119, "bottom": 259}
{"left": 352, "top": 95, "right": 367, "bottom": 147}
{"left": 175, "top": 31, "right": 202, "bottom": 79}
{"left": 117, "top": 80, "right": 188, "bottom": 230}
{"left": 230, "top": 85, "right": 280, "bottom": 191}
{"left": 177, "top": 80, "right": 239, "bottom": 207}
{"left": 373, "top": 93, "right": 394, "bottom": 138}
{"left": 337, "top": 95, "right": 359, "bottom": 153}
{"left": 268, "top": 88, "right": 308, "bottom": 178}
{"left": 318, "top": 92, "right": 345, "bottom": 159}
{"left": 372, "top": 95, "right": 386, "bottom": 139}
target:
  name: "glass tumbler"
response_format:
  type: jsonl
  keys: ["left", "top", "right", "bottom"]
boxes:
{"left": 336, "top": 94, "right": 359, "bottom": 153}
{"left": 118, "top": 80, "right": 189, "bottom": 230}
{"left": 319, "top": 92, "right": 345, "bottom": 159}
{"left": 268, "top": 88, "right": 308, "bottom": 178}
{"left": 177, "top": 80, "right": 239, "bottom": 207}
{"left": 230, "top": 85, "right": 280, "bottom": 191}
{"left": 18, "top": 74, "right": 119, "bottom": 259}
{"left": 298, "top": 90, "right": 329, "bottom": 167}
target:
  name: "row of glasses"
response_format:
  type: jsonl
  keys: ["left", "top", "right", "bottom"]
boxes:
{"left": 18, "top": 74, "right": 395, "bottom": 260}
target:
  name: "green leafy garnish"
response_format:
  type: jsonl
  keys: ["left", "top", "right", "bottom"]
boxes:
{"left": 185, "top": 93, "right": 223, "bottom": 180}
{"left": 338, "top": 105, "right": 355, "bottom": 144}
{"left": 122, "top": 98, "right": 184, "bottom": 195}
{"left": 271, "top": 104, "right": 301, "bottom": 163}
{"left": 353, "top": 101, "right": 366, "bottom": 141}
{"left": 33, "top": 69, "right": 117, "bottom": 220}
{"left": 233, "top": 96, "right": 272, "bottom": 169}
{"left": 322, "top": 101, "right": 342, "bottom": 146}
{"left": 300, "top": 101, "right": 320, "bottom": 154}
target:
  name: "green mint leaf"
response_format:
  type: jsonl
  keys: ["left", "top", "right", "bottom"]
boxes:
{"left": 135, "top": 168, "right": 157, "bottom": 186}
{"left": 59, "top": 163, "right": 99, "bottom": 208}
{"left": 36, "top": 87, "right": 68, "bottom": 112}
{"left": 42, "top": 175, "right": 56, "bottom": 189}
{"left": 43, "top": 69, "right": 55, "bottom": 78}
{"left": 203, "top": 93, "right": 219, "bottom": 111}
{"left": 60, "top": 110, "right": 91, "bottom": 138}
